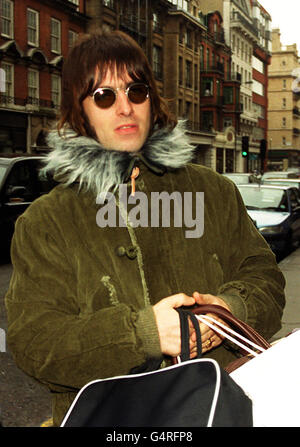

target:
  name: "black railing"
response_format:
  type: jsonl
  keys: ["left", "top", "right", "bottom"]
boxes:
{"left": 212, "top": 30, "right": 225, "bottom": 44}
{"left": 0, "top": 95, "right": 57, "bottom": 109}
{"left": 201, "top": 62, "right": 224, "bottom": 74}
{"left": 231, "top": 11, "right": 259, "bottom": 38}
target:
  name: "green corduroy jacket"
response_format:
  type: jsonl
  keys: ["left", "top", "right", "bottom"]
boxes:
{"left": 5, "top": 160, "right": 285, "bottom": 426}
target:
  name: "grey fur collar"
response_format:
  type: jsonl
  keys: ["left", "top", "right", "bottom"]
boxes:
{"left": 44, "top": 120, "right": 194, "bottom": 197}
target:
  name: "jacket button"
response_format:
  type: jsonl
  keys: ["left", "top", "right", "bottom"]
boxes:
{"left": 212, "top": 253, "right": 219, "bottom": 261}
{"left": 116, "top": 246, "right": 126, "bottom": 257}
{"left": 126, "top": 246, "right": 137, "bottom": 260}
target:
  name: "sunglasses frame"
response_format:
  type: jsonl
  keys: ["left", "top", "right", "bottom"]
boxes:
{"left": 91, "top": 82, "right": 150, "bottom": 109}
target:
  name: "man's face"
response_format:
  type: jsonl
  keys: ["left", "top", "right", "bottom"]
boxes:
{"left": 82, "top": 69, "right": 151, "bottom": 152}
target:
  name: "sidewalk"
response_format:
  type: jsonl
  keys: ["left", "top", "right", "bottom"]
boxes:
{"left": 273, "top": 247, "right": 300, "bottom": 340}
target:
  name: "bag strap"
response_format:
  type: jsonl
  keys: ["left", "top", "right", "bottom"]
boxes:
{"left": 191, "top": 304, "right": 271, "bottom": 350}
{"left": 176, "top": 309, "right": 202, "bottom": 362}
{"left": 196, "top": 314, "right": 264, "bottom": 357}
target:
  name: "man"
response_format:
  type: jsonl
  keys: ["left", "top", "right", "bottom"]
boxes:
{"left": 5, "top": 30, "right": 285, "bottom": 426}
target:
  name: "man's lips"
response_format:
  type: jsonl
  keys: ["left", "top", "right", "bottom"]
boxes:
{"left": 115, "top": 124, "right": 138, "bottom": 134}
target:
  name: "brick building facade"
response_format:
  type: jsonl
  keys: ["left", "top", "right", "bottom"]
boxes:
{"left": 268, "top": 29, "right": 300, "bottom": 170}
{"left": 1, "top": 0, "right": 244, "bottom": 173}
{"left": 0, "top": 0, "right": 88, "bottom": 153}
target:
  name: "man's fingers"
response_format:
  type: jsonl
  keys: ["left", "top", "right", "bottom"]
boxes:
{"left": 163, "top": 293, "right": 196, "bottom": 309}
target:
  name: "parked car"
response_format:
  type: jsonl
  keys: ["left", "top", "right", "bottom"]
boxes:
{"left": 237, "top": 184, "right": 300, "bottom": 255}
{"left": 0, "top": 154, "right": 56, "bottom": 257}
{"left": 261, "top": 171, "right": 298, "bottom": 181}
{"left": 262, "top": 178, "right": 300, "bottom": 190}
{"left": 222, "top": 173, "right": 261, "bottom": 185}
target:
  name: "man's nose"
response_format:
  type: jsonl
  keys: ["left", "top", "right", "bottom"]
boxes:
{"left": 115, "top": 90, "right": 133, "bottom": 116}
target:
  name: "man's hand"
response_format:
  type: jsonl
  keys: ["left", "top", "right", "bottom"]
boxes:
{"left": 152, "top": 293, "right": 196, "bottom": 357}
{"left": 191, "top": 292, "right": 231, "bottom": 354}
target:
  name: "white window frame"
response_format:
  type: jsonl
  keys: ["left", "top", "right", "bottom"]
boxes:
{"left": 1, "top": 62, "right": 13, "bottom": 97}
{"left": 68, "top": 29, "right": 78, "bottom": 49}
{"left": 51, "top": 74, "right": 61, "bottom": 107}
{"left": 51, "top": 18, "right": 61, "bottom": 54}
{"left": 28, "top": 69, "right": 39, "bottom": 101}
{"left": 1, "top": 0, "right": 14, "bottom": 38}
{"left": 27, "top": 8, "right": 39, "bottom": 46}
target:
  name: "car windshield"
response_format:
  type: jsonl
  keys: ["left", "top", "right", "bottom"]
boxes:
{"left": 238, "top": 187, "right": 288, "bottom": 211}
{"left": 0, "top": 165, "right": 7, "bottom": 187}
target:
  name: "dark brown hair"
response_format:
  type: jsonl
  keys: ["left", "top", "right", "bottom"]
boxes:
{"left": 57, "top": 30, "right": 176, "bottom": 137}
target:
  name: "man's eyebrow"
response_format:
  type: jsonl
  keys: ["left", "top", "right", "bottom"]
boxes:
{"left": 95, "top": 81, "right": 137, "bottom": 90}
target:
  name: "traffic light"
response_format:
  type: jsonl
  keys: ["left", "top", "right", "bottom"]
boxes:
{"left": 242, "top": 136, "right": 249, "bottom": 158}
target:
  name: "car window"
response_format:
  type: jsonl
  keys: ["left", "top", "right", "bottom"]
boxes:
{"left": 0, "top": 166, "right": 7, "bottom": 187}
{"left": 238, "top": 187, "right": 287, "bottom": 211}
{"left": 32, "top": 159, "right": 56, "bottom": 195}
{"left": 289, "top": 189, "right": 300, "bottom": 208}
{"left": 4, "top": 161, "right": 35, "bottom": 202}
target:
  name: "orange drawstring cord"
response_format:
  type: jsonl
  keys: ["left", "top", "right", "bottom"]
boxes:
{"left": 130, "top": 166, "right": 140, "bottom": 196}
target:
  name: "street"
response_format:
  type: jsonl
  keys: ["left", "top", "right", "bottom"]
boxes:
{"left": 0, "top": 247, "right": 300, "bottom": 427}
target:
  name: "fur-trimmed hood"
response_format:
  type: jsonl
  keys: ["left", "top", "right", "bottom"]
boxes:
{"left": 44, "top": 121, "right": 195, "bottom": 197}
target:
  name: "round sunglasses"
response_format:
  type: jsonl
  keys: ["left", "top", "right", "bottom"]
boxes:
{"left": 91, "top": 82, "right": 149, "bottom": 109}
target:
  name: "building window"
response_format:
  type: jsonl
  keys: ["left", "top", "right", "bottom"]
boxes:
{"left": 282, "top": 117, "right": 286, "bottom": 127}
{"left": 282, "top": 137, "right": 286, "bottom": 146}
{"left": 185, "top": 60, "right": 192, "bottom": 88}
{"left": 237, "top": 38, "right": 240, "bottom": 56}
{"left": 68, "top": 30, "right": 78, "bottom": 49}
{"left": 27, "top": 8, "right": 39, "bottom": 46}
{"left": 1, "top": 62, "right": 13, "bottom": 97}
{"left": 201, "top": 110, "right": 214, "bottom": 131}
{"left": 194, "top": 64, "right": 198, "bottom": 91}
{"left": 178, "top": 98, "right": 183, "bottom": 117}
{"left": 153, "top": 45, "right": 162, "bottom": 79}
{"left": 206, "top": 48, "right": 210, "bottom": 70}
{"left": 1, "top": 0, "right": 13, "bottom": 38}
{"left": 170, "top": 0, "right": 188, "bottom": 12}
{"left": 51, "top": 18, "right": 61, "bottom": 54}
{"left": 102, "top": 0, "right": 115, "bottom": 8}
{"left": 178, "top": 56, "right": 183, "bottom": 85}
{"left": 283, "top": 98, "right": 286, "bottom": 108}
{"left": 283, "top": 79, "right": 287, "bottom": 89}
{"left": 223, "top": 86, "right": 233, "bottom": 104}
{"left": 202, "top": 77, "right": 213, "bottom": 96}
{"left": 231, "top": 34, "right": 236, "bottom": 52}
{"left": 28, "top": 69, "right": 39, "bottom": 101}
{"left": 51, "top": 74, "right": 61, "bottom": 107}
{"left": 185, "top": 100, "right": 191, "bottom": 119}
{"left": 153, "top": 13, "right": 162, "bottom": 33}
{"left": 200, "top": 45, "right": 204, "bottom": 69}
{"left": 184, "top": 29, "right": 192, "bottom": 49}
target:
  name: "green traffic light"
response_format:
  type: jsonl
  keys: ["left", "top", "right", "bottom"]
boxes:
{"left": 242, "top": 151, "right": 248, "bottom": 157}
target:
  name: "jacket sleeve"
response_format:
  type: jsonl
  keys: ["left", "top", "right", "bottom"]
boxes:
{"left": 215, "top": 177, "right": 286, "bottom": 340}
{"left": 5, "top": 211, "right": 162, "bottom": 393}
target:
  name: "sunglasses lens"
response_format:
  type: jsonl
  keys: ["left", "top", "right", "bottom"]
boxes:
{"left": 128, "top": 84, "right": 149, "bottom": 104}
{"left": 93, "top": 89, "right": 116, "bottom": 109}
